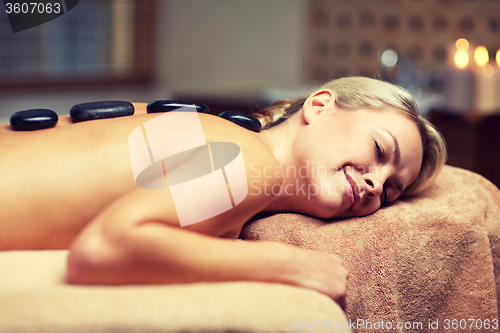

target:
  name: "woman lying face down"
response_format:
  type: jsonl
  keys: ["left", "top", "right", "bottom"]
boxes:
{"left": 0, "top": 77, "right": 446, "bottom": 306}
{"left": 254, "top": 77, "right": 446, "bottom": 219}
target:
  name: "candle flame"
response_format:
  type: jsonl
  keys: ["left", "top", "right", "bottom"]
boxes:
{"left": 455, "top": 38, "right": 469, "bottom": 51}
{"left": 497, "top": 49, "right": 500, "bottom": 68}
{"left": 474, "top": 46, "right": 489, "bottom": 67}
{"left": 482, "top": 64, "right": 494, "bottom": 78}
{"left": 454, "top": 50, "right": 469, "bottom": 69}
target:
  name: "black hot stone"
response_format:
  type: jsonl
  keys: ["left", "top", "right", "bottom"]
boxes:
{"left": 218, "top": 111, "right": 262, "bottom": 132}
{"left": 70, "top": 101, "right": 134, "bottom": 123}
{"left": 10, "top": 109, "right": 58, "bottom": 131}
{"left": 147, "top": 100, "right": 210, "bottom": 114}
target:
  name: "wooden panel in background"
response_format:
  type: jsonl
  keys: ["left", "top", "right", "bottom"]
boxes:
{"left": 306, "top": 0, "right": 500, "bottom": 83}
{"left": 430, "top": 111, "right": 500, "bottom": 189}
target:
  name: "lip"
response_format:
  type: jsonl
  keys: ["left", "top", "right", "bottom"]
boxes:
{"left": 344, "top": 169, "right": 361, "bottom": 209}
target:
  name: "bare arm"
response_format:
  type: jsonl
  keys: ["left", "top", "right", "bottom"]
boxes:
{"left": 67, "top": 185, "right": 348, "bottom": 304}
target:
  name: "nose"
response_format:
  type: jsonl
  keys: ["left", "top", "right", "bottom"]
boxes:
{"left": 363, "top": 173, "right": 384, "bottom": 198}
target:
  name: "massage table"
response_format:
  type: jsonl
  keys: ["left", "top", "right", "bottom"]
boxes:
{"left": 1, "top": 165, "right": 499, "bottom": 332}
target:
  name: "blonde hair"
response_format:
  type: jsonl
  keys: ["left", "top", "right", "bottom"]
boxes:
{"left": 253, "top": 76, "right": 447, "bottom": 197}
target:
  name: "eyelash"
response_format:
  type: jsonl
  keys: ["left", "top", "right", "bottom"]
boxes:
{"left": 375, "top": 141, "right": 390, "bottom": 206}
{"left": 381, "top": 189, "right": 389, "bottom": 206}
{"left": 375, "top": 141, "right": 383, "bottom": 161}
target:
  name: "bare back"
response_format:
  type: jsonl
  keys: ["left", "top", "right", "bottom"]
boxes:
{"left": 0, "top": 104, "right": 279, "bottom": 249}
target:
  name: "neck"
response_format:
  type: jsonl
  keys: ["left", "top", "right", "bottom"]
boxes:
{"left": 256, "top": 116, "right": 306, "bottom": 214}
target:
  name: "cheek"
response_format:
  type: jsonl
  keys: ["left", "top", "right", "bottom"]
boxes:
{"left": 330, "top": 140, "right": 374, "bottom": 167}
{"left": 302, "top": 122, "right": 373, "bottom": 168}
{"left": 330, "top": 125, "right": 372, "bottom": 157}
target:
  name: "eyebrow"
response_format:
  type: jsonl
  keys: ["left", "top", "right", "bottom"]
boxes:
{"left": 386, "top": 130, "right": 404, "bottom": 194}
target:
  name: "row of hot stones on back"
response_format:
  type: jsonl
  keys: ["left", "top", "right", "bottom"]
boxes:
{"left": 9, "top": 100, "right": 262, "bottom": 132}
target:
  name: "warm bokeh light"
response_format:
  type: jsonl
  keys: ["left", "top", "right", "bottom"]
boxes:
{"left": 454, "top": 50, "right": 469, "bottom": 69}
{"left": 482, "top": 64, "right": 494, "bottom": 78}
{"left": 474, "top": 46, "right": 489, "bottom": 67}
{"left": 455, "top": 38, "right": 469, "bottom": 51}
{"left": 496, "top": 49, "right": 500, "bottom": 68}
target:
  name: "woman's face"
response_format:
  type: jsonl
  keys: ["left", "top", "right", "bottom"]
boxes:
{"left": 291, "top": 97, "right": 423, "bottom": 219}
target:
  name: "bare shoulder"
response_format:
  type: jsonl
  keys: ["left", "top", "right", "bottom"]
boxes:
{"left": 200, "top": 111, "right": 282, "bottom": 222}
{"left": 198, "top": 113, "right": 282, "bottom": 186}
{"left": 96, "top": 112, "right": 282, "bottom": 239}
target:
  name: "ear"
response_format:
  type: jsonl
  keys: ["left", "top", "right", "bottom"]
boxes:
{"left": 302, "top": 89, "right": 336, "bottom": 125}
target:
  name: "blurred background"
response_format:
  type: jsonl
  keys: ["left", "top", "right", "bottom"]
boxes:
{"left": 1, "top": 0, "right": 499, "bottom": 187}
{"left": 0, "top": 0, "right": 305, "bottom": 120}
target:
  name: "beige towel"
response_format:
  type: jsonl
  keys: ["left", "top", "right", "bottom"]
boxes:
{"left": 0, "top": 250, "right": 350, "bottom": 333}
{"left": 241, "top": 166, "right": 500, "bottom": 332}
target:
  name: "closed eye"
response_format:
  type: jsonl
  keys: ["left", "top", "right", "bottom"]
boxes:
{"left": 375, "top": 140, "right": 389, "bottom": 206}
{"left": 381, "top": 188, "right": 389, "bottom": 207}
{"left": 375, "top": 141, "right": 383, "bottom": 161}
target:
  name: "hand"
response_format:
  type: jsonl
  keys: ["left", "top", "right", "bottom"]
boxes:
{"left": 277, "top": 244, "right": 349, "bottom": 308}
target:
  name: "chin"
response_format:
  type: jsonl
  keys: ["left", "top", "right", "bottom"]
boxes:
{"left": 341, "top": 206, "right": 379, "bottom": 219}
{"left": 308, "top": 197, "right": 343, "bottom": 219}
